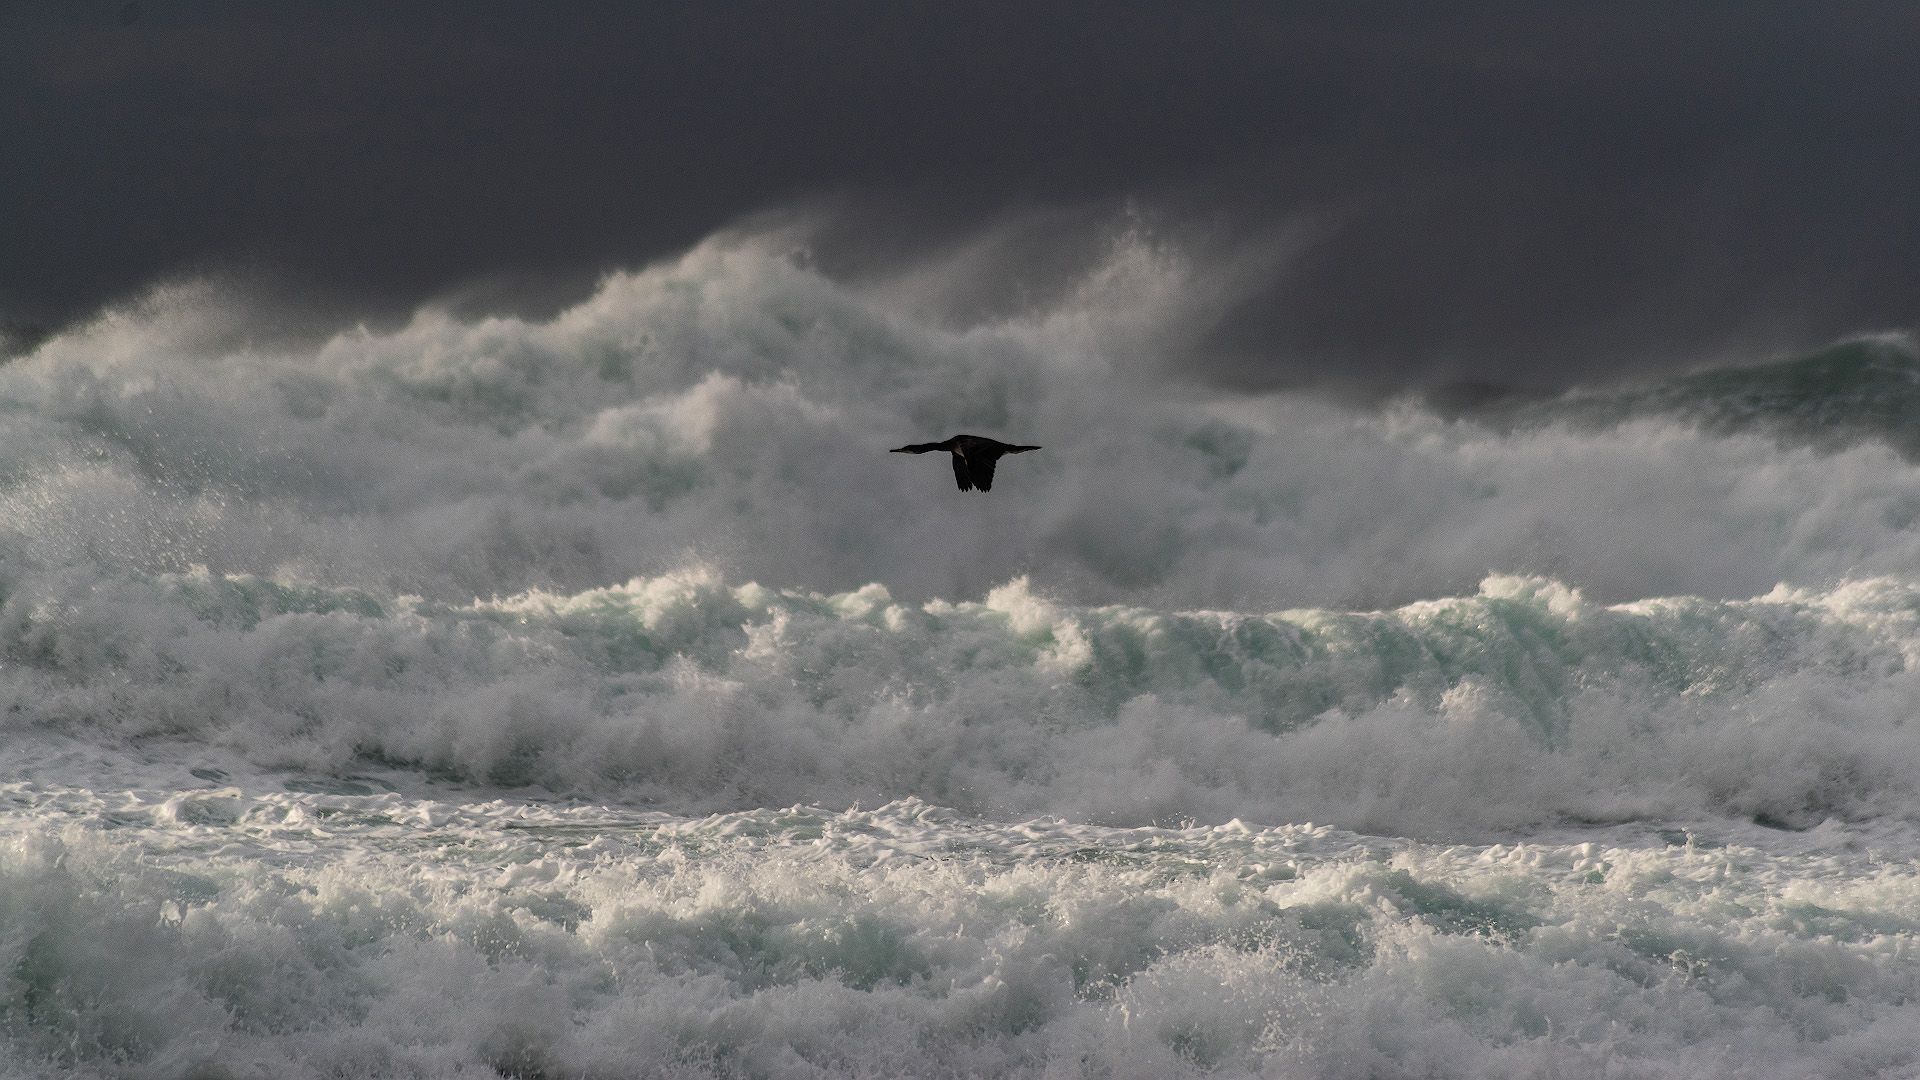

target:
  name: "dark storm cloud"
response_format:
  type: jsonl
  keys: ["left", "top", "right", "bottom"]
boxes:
{"left": 4, "top": 1, "right": 1917, "bottom": 388}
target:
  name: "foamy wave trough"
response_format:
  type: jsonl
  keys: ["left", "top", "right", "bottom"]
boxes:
{"left": 4, "top": 794, "right": 1917, "bottom": 1080}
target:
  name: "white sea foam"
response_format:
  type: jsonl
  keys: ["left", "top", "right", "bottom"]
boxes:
{"left": 7, "top": 234, "right": 1920, "bottom": 610}
{"left": 6, "top": 562, "right": 1920, "bottom": 839}
{"left": 4, "top": 229, "right": 1920, "bottom": 1075}
{"left": 1, "top": 795, "right": 1917, "bottom": 1079}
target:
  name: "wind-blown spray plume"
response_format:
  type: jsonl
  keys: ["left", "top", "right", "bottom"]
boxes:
{"left": 5, "top": 228, "right": 1920, "bottom": 1078}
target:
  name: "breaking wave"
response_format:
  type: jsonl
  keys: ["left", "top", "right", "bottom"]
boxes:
{"left": 1457, "top": 332, "right": 1920, "bottom": 459}
{"left": 7, "top": 235, "right": 1920, "bottom": 614}
{"left": 6, "top": 561, "right": 1920, "bottom": 838}
{"left": 4, "top": 229, "right": 1920, "bottom": 1077}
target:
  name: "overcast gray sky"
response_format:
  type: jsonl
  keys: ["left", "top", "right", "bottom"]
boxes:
{"left": 4, "top": 1, "right": 1917, "bottom": 390}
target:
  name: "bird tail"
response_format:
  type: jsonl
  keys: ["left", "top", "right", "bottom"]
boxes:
{"left": 1003, "top": 444, "right": 1041, "bottom": 453}
{"left": 891, "top": 443, "right": 946, "bottom": 454}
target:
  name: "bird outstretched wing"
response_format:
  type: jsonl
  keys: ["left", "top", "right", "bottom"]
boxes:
{"left": 952, "top": 454, "right": 973, "bottom": 491}
{"left": 972, "top": 455, "right": 996, "bottom": 491}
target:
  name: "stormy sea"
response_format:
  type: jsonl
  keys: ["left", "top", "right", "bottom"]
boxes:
{"left": 4, "top": 234, "right": 1920, "bottom": 1079}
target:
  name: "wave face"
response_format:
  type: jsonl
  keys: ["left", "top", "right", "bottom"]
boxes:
{"left": 6, "top": 565, "right": 1920, "bottom": 837}
{"left": 4, "top": 235, "right": 1920, "bottom": 1077}
{"left": 1467, "top": 333, "right": 1920, "bottom": 458}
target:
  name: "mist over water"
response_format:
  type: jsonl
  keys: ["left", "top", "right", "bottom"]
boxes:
{"left": 4, "top": 230, "right": 1920, "bottom": 1077}
{"left": 8, "top": 231, "right": 1920, "bottom": 611}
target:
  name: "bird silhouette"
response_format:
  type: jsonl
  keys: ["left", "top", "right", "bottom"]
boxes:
{"left": 890, "top": 434, "right": 1042, "bottom": 492}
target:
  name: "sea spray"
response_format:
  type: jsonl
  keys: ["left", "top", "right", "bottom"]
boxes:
{"left": 3, "top": 238, "right": 1920, "bottom": 1076}
{"left": 3, "top": 795, "right": 1918, "bottom": 1078}
{"left": 5, "top": 562, "right": 1920, "bottom": 837}
{"left": 7, "top": 244, "right": 1920, "bottom": 611}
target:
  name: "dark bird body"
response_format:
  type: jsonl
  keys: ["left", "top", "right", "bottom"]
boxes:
{"left": 891, "top": 434, "right": 1042, "bottom": 492}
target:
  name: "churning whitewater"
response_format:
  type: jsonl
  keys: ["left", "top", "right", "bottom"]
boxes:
{"left": 4, "top": 233, "right": 1920, "bottom": 1078}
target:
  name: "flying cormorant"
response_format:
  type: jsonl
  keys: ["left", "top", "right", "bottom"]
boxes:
{"left": 890, "top": 434, "right": 1042, "bottom": 492}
